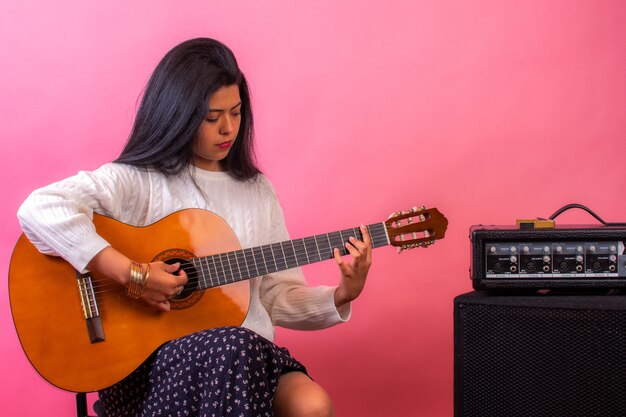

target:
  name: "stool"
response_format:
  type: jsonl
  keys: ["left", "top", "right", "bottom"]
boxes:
{"left": 76, "top": 392, "right": 105, "bottom": 417}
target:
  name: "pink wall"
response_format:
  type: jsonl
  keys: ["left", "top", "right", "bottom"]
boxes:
{"left": 2, "top": 1, "right": 626, "bottom": 416}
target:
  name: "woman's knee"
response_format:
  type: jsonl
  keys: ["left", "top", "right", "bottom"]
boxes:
{"left": 274, "top": 372, "right": 335, "bottom": 417}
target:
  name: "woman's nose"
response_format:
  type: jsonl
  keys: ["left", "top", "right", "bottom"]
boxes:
{"left": 220, "top": 115, "right": 234, "bottom": 135}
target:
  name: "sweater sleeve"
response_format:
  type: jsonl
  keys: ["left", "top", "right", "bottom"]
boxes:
{"left": 16, "top": 163, "right": 147, "bottom": 273}
{"left": 257, "top": 179, "right": 351, "bottom": 330}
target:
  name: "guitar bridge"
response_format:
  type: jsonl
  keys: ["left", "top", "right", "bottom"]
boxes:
{"left": 76, "top": 272, "right": 105, "bottom": 344}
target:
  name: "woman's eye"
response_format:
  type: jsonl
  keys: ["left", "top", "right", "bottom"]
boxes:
{"left": 205, "top": 117, "right": 219, "bottom": 123}
{"left": 231, "top": 112, "right": 241, "bottom": 118}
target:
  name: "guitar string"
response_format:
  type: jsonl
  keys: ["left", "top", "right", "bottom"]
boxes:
{"left": 77, "top": 228, "right": 427, "bottom": 313}
{"left": 87, "top": 219, "right": 430, "bottom": 296}
{"left": 64, "top": 221, "right": 433, "bottom": 314}
{"left": 86, "top": 228, "right": 391, "bottom": 293}
{"left": 85, "top": 228, "right": 392, "bottom": 295}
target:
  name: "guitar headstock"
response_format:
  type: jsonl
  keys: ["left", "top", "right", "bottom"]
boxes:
{"left": 385, "top": 206, "right": 448, "bottom": 252}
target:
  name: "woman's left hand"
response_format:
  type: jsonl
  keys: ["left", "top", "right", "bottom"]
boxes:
{"left": 333, "top": 224, "right": 372, "bottom": 307}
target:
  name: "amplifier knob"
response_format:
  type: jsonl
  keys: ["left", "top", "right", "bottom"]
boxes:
{"left": 510, "top": 246, "right": 517, "bottom": 253}
{"left": 510, "top": 256, "right": 518, "bottom": 263}
{"left": 543, "top": 255, "right": 551, "bottom": 263}
{"left": 610, "top": 245, "right": 617, "bottom": 253}
{"left": 556, "top": 246, "right": 563, "bottom": 254}
{"left": 576, "top": 255, "right": 583, "bottom": 263}
{"left": 523, "top": 246, "right": 530, "bottom": 253}
{"left": 577, "top": 246, "right": 583, "bottom": 253}
{"left": 589, "top": 245, "right": 596, "bottom": 253}
{"left": 490, "top": 246, "right": 497, "bottom": 253}
{"left": 544, "top": 246, "right": 550, "bottom": 253}
{"left": 609, "top": 255, "right": 617, "bottom": 262}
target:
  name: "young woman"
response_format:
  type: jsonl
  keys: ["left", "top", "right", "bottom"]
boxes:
{"left": 17, "top": 38, "right": 372, "bottom": 417}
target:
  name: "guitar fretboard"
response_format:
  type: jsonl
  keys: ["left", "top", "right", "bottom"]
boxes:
{"left": 186, "top": 223, "right": 388, "bottom": 290}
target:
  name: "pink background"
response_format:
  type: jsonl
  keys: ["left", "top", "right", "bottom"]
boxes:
{"left": 2, "top": 1, "right": 625, "bottom": 416}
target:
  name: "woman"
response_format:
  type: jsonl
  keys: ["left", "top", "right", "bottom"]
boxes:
{"left": 17, "top": 38, "right": 371, "bottom": 416}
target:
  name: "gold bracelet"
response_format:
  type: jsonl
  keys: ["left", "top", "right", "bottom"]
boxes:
{"left": 144, "top": 263, "right": 151, "bottom": 288}
{"left": 128, "top": 261, "right": 140, "bottom": 299}
{"left": 127, "top": 261, "right": 145, "bottom": 299}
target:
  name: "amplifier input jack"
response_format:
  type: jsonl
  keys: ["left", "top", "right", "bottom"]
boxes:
{"left": 575, "top": 265, "right": 583, "bottom": 272}
{"left": 609, "top": 265, "right": 616, "bottom": 272}
{"left": 543, "top": 265, "right": 550, "bottom": 272}
{"left": 510, "top": 265, "right": 517, "bottom": 273}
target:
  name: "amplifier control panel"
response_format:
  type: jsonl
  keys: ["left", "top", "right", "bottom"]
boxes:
{"left": 485, "top": 241, "right": 625, "bottom": 278}
{"left": 471, "top": 225, "right": 626, "bottom": 290}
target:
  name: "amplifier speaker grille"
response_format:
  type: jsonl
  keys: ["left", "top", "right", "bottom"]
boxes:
{"left": 454, "top": 291, "right": 626, "bottom": 417}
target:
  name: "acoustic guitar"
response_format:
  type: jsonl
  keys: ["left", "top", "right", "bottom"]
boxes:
{"left": 9, "top": 207, "right": 448, "bottom": 392}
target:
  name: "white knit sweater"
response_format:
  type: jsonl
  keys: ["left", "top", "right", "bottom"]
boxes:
{"left": 17, "top": 163, "right": 349, "bottom": 341}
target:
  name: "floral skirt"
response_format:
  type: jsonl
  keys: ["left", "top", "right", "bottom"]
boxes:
{"left": 98, "top": 326, "right": 307, "bottom": 417}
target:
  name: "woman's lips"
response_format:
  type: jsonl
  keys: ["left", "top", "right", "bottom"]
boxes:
{"left": 216, "top": 141, "right": 232, "bottom": 149}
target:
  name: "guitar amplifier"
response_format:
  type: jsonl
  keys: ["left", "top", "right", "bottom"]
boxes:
{"left": 454, "top": 291, "right": 626, "bottom": 417}
{"left": 471, "top": 224, "right": 626, "bottom": 290}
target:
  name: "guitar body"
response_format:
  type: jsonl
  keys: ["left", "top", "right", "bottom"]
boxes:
{"left": 9, "top": 209, "right": 250, "bottom": 393}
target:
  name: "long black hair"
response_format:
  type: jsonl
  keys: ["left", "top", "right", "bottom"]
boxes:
{"left": 115, "top": 38, "right": 260, "bottom": 179}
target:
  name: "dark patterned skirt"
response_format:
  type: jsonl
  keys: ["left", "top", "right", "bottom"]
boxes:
{"left": 98, "top": 326, "right": 307, "bottom": 417}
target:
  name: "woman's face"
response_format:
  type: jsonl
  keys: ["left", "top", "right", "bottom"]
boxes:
{"left": 193, "top": 84, "right": 242, "bottom": 171}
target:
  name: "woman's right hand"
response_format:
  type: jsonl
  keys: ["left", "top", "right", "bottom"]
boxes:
{"left": 87, "top": 246, "right": 188, "bottom": 312}
{"left": 141, "top": 261, "right": 188, "bottom": 312}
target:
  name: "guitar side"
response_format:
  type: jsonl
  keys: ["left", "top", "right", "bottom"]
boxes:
{"left": 8, "top": 209, "right": 250, "bottom": 393}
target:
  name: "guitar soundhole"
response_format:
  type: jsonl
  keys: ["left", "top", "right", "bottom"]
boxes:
{"left": 153, "top": 248, "right": 203, "bottom": 310}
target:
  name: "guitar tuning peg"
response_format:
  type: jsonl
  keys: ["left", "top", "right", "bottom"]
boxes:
{"left": 394, "top": 218, "right": 406, "bottom": 242}
{"left": 393, "top": 211, "right": 402, "bottom": 231}
{"left": 398, "top": 243, "right": 416, "bottom": 252}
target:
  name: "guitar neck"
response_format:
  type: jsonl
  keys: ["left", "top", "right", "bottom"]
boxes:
{"left": 186, "top": 223, "right": 389, "bottom": 289}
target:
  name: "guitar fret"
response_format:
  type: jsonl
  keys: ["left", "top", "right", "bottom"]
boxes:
{"left": 246, "top": 248, "right": 259, "bottom": 277}
{"left": 316, "top": 234, "right": 332, "bottom": 259}
{"left": 261, "top": 245, "right": 276, "bottom": 273}
{"left": 269, "top": 244, "right": 279, "bottom": 272}
{"left": 198, "top": 257, "right": 213, "bottom": 288}
{"left": 279, "top": 242, "right": 288, "bottom": 268}
{"left": 325, "top": 233, "right": 332, "bottom": 257}
{"left": 289, "top": 241, "right": 299, "bottom": 267}
{"left": 200, "top": 257, "right": 210, "bottom": 288}
{"left": 313, "top": 236, "right": 322, "bottom": 260}
{"left": 237, "top": 250, "right": 250, "bottom": 280}
{"left": 259, "top": 246, "right": 268, "bottom": 273}
{"left": 209, "top": 256, "right": 219, "bottom": 287}
{"left": 218, "top": 254, "right": 228, "bottom": 285}
{"left": 192, "top": 259, "right": 205, "bottom": 288}
{"left": 272, "top": 243, "right": 286, "bottom": 271}
{"left": 253, "top": 246, "right": 267, "bottom": 276}
{"left": 370, "top": 223, "right": 389, "bottom": 248}
{"left": 329, "top": 231, "right": 343, "bottom": 255}
{"left": 226, "top": 253, "right": 235, "bottom": 282}
{"left": 304, "top": 237, "right": 320, "bottom": 263}
{"left": 225, "top": 253, "right": 233, "bottom": 283}
{"left": 338, "top": 230, "right": 347, "bottom": 255}
{"left": 294, "top": 239, "right": 308, "bottom": 265}
{"left": 228, "top": 252, "right": 241, "bottom": 282}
